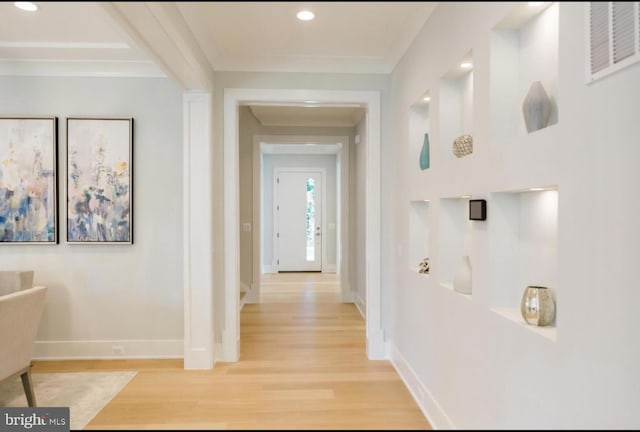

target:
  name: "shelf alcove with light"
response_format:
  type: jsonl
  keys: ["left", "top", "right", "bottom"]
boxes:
{"left": 488, "top": 186, "right": 558, "bottom": 341}
{"left": 438, "top": 196, "right": 474, "bottom": 299}
{"left": 409, "top": 200, "right": 431, "bottom": 276}
{"left": 439, "top": 50, "right": 474, "bottom": 162}
{"left": 490, "top": 2, "right": 559, "bottom": 146}
{"left": 409, "top": 90, "right": 431, "bottom": 174}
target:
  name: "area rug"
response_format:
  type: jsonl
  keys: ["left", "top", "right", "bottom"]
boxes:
{"left": 0, "top": 371, "right": 137, "bottom": 430}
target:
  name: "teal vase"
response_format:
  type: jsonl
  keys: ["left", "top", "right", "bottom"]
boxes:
{"left": 419, "top": 133, "right": 430, "bottom": 170}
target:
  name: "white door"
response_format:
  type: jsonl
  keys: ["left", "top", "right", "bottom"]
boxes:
{"left": 275, "top": 169, "right": 322, "bottom": 271}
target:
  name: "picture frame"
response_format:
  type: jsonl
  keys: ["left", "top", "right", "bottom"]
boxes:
{"left": 0, "top": 116, "right": 58, "bottom": 244}
{"left": 66, "top": 117, "right": 133, "bottom": 244}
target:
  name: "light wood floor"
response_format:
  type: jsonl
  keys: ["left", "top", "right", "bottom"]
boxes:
{"left": 33, "top": 273, "right": 431, "bottom": 430}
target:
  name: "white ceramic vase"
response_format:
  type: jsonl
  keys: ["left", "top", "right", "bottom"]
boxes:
{"left": 453, "top": 256, "right": 472, "bottom": 294}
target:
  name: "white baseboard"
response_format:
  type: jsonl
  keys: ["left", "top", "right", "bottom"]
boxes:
{"left": 33, "top": 339, "right": 183, "bottom": 360}
{"left": 355, "top": 293, "right": 366, "bottom": 319}
{"left": 215, "top": 342, "right": 224, "bottom": 362}
{"left": 262, "top": 265, "right": 275, "bottom": 274}
{"left": 367, "top": 328, "right": 387, "bottom": 360}
{"left": 341, "top": 282, "right": 354, "bottom": 303}
{"left": 389, "top": 343, "right": 454, "bottom": 429}
{"left": 219, "top": 328, "right": 239, "bottom": 362}
{"left": 245, "top": 282, "right": 260, "bottom": 304}
{"left": 323, "top": 264, "right": 337, "bottom": 273}
{"left": 240, "top": 282, "right": 250, "bottom": 293}
{"left": 240, "top": 281, "right": 250, "bottom": 310}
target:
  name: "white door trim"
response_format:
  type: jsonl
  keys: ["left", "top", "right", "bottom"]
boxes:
{"left": 273, "top": 167, "right": 326, "bottom": 273}
{"left": 224, "top": 88, "right": 383, "bottom": 362}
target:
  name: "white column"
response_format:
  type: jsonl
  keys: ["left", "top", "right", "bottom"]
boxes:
{"left": 365, "top": 98, "right": 386, "bottom": 360}
{"left": 222, "top": 89, "right": 240, "bottom": 362}
{"left": 183, "top": 91, "right": 215, "bottom": 369}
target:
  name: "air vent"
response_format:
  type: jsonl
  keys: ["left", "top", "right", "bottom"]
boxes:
{"left": 587, "top": 2, "right": 640, "bottom": 83}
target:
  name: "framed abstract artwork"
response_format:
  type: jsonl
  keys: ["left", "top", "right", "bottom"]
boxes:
{"left": 66, "top": 117, "right": 133, "bottom": 244}
{"left": 0, "top": 117, "right": 58, "bottom": 244}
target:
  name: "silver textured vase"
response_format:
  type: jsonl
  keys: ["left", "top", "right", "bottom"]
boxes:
{"left": 522, "top": 81, "right": 551, "bottom": 133}
{"left": 520, "top": 285, "right": 555, "bottom": 326}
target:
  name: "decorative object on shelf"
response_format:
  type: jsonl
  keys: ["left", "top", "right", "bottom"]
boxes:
{"left": 419, "top": 133, "right": 430, "bottom": 170}
{"left": 453, "top": 134, "right": 473, "bottom": 158}
{"left": 469, "top": 199, "right": 487, "bottom": 221}
{"left": 522, "top": 81, "right": 551, "bottom": 133}
{"left": 453, "top": 255, "right": 472, "bottom": 294}
{"left": 418, "top": 257, "right": 430, "bottom": 274}
{"left": 521, "top": 285, "right": 556, "bottom": 326}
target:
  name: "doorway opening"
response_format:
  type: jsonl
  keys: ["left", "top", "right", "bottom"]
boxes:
{"left": 249, "top": 137, "right": 348, "bottom": 306}
{"left": 223, "top": 88, "right": 383, "bottom": 362}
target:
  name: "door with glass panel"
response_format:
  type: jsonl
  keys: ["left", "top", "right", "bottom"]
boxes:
{"left": 274, "top": 169, "right": 322, "bottom": 271}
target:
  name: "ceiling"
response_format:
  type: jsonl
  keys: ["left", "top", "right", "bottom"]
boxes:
{"left": 176, "top": 1, "right": 437, "bottom": 74}
{"left": 250, "top": 104, "right": 365, "bottom": 127}
{"left": 0, "top": 1, "right": 437, "bottom": 126}
{"left": 0, "top": 2, "right": 162, "bottom": 77}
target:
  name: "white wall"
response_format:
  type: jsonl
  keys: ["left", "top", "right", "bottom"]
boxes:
{"left": 0, "top": 76, "right": 184, "bottom": 358}
{"left": 390, "top": 2, "right": 640, "bottom": 428}
{"left": 238, "top": 105, "right": 263, "bottom": 289}
{"left": 262, "top": 154, "right": 337, "bottom": 271}
{"left": 353, "top": 116, "right": 367, "bottom": 315}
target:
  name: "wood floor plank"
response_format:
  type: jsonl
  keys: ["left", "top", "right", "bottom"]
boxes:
{"left": 33, "top": 273, "right": 431, "bottom": 430}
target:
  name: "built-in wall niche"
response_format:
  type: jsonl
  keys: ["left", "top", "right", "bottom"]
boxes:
{"left": 439, "top": 50, "right": 474, "bottom": 161}
{"left": 438, "top": 196, "right": 474, "bottom": 297}
{"left": 490, "top": 2, "right": 558, "bottom": 143}
{"left": 409, "top": 200, "right": 430, "bottom": 275}
{"left": 409, "top": 91, "right": 431, "bottom": 172}
{"left": 488, "top": 187, "right": 558, "bottom": 341}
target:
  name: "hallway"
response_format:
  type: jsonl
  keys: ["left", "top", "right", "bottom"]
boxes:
{"left": 237, "top": 272, "right": 431, "bottom": 429}
{"left": 36, "top": 273, "right": 430, "bottom": 430}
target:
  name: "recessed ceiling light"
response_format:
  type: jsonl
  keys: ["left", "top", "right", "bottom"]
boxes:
{"left": 14, "top": 2, "right": 38, "bottom": 11}
{"left": 528, "top": 2, "right": 544, "bottom": 6}
{"left": 529, "top": 187, "right": 546, "bottom": 191}
{"left": 297, "top": 10, "right": 315, "bottom": 21}
{"left": 460, "top": 62, "right": 473, "bottom": 69}
{"left": 461, "top": 195, "right": 472, "bottom": 199}
{"left": 423, "top": 96, "right": 431, "bottom": 102}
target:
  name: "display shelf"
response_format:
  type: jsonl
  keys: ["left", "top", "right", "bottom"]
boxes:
{"left": 440, "top": 281, "right": 472, "bottom": 301}
{"left": 490, "top": 2, "right": 558, "bottom": 144}
{"left": 409, "top": 200, "right": 430, "bottom": 276}
{"left": 409, "top": 91, "right": 431, "bottom": 173}
{"left": 488, "top": 187, "right": 558, "bottom": 336}
{"left": 438, "top": 196, "right": 474, "bottom": 295}
{"left": 439, "top": 50, "right": 474, "bottom": 161}
{"left": 491, "top": 307, "right": 557, "bottom": 342}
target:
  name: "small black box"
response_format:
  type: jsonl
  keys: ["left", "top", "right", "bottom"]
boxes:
{"left": 469, "top": 199, "right": 486, "bottom": 221}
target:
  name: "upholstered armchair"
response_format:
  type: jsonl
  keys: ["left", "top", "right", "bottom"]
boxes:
{"left": 0, "top": 285, "right": 47, "bottom": 407}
